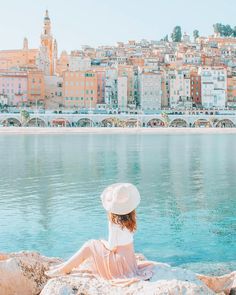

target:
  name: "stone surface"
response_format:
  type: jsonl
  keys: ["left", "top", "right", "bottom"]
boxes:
{"left": 41, "top": 263, "right": 215, "bottom": 295}
{"left": 0, "top": 251, "right": 235, "bottom": 295}
{"left": 197, "top": 272, "right": 236, "bottom": 294}
{"left": 0, "top": 251, "right": 62, "bottom": 295}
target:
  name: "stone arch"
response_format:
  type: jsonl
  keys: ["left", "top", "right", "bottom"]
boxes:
{"left": 147, "top": 118, "right": 165, "bottom": 128}
{"left": 215, "top": 119, "right": 235, "bottom": 128}
{"left": 77, "top": 118, "right": 94, "bottom": 127}
{"left": 193, "top": 119, "right": 212, "bottom": 128}
{"left": 169, "top": 118, "right": 188, "bottom": 127}
{"left": 25, "top": 118, "right": 46, "bottom": 127}
{"left": 123, "top": 118, "right": 141, "bottom": 128}
{"left": 101, "top": 117, "right": 122, "bottom": 127}
{"left": 51, "top": 118, "right": 71, "bottom": 127}
{"left": 1, "top": 117, "right": 21, "bottom": 127}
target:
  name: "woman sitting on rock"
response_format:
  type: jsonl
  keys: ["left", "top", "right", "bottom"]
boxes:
{"left": 46, "top": 183, "right": 155, "bottom": 285}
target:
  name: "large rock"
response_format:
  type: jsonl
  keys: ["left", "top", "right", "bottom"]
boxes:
{"left": 40, "top": 264, "right": 215, "bottom": 295}
{"left": 0, "top": 251, "right": 235, "bottom": 295}
{"left": 197, "top": 272, "right": 236, "bottom": 294}
{"left": 0, "top": 251, "right": 61, "bottom": 295}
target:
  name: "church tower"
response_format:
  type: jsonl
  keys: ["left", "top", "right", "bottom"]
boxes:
{"left": 23, "top": 37, "right": 28, "bottom": 50}
{"left": 40, "top": 10, "right": 56, "bottom": 75}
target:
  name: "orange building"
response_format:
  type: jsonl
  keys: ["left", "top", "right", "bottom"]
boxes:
{"left": 63, "top": 71, "right": 98, "bottom": 108}
{"left": 129, "top": 57, "right": 145, "bottom": 67}
{"left": 56, "top": 51, "right": 69, "bottom": 76}
{"left": 0, "top": 38, "right": 38, "bottom": 70}
{"left": 27, "top": 70, "right": 45, "bottom": 105}
{"left": 93, "top": 67, "right": 106, "bottom": 104}
{"left": 190, "top": 69, "right": 202, "bottom": 106}
{"left": 227, "top": 76, "right": 236, "bottom": 106}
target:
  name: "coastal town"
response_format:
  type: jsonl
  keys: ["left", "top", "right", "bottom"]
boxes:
{"left": 1, "top": 11, "right": 236, "bottom": 128}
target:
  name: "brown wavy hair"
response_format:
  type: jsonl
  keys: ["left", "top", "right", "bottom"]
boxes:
{"left": 109, "top": 210, "right": 137, "bottom": 232}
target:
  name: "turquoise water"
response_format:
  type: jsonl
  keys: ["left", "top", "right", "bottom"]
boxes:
{"left": 0, "top": 134, "right": 235, "bottom": 274}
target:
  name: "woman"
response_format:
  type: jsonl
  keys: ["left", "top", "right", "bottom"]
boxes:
{"left": 46, "top": 183, "right": 155, "bottom": 285}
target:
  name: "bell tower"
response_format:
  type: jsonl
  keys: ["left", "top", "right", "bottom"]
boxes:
{"left": 40, "top": 10, "right": 55, "bottom": 75}
{"left": 42, "top": 10, "right": 51, "bottom": 39}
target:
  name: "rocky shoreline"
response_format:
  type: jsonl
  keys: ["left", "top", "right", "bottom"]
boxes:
{"left": 0, "top": 251, "right": 235, "bottom": 295}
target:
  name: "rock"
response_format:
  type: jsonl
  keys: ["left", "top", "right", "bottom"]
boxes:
{"left": 0, "top": 251, "right": 62, "bottom": 295}
{"left": 180, "top": 261, "right": 236, "bottom": 276}
{"left": 197, "top": 272, "right": 236, "bottom": 295}
{"left": 0, "top": 251, "right": 235, "bottom": 295}
{"left": 41, "top": 263, "right": 215, "bottom": 295}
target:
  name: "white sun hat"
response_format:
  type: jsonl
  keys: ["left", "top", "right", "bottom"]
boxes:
{"left": 101, "top": 183, "right": 140, "bottom": 215}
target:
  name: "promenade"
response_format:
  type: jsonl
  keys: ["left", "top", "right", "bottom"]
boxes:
{"left": 1, "top": 127, "right": 236, "bottom": 134}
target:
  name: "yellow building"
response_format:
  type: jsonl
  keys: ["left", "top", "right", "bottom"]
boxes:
{"left": 63, "top": 71, "right": 98, "bottom": 109}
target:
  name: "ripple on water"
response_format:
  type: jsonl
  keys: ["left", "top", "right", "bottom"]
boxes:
{"left": 0, "top": 134, "right": 235, "bottom": 266}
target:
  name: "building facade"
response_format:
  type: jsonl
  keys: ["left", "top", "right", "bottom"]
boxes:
{"left": 63, "top": 71, "right": 98, "bottom": 108}
{"left": 139, "top": 71, "right": 162, "bottom": 110}
{"left": 199, "top": 67, "right": 227, "bottom": 108}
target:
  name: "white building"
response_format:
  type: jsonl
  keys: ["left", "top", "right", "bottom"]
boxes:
{"left": 182, "top": 33, "right": 191, "bottom": 43}
{"left": 69, "top": 56, "right": 91, "bottom": 72}
{"left": 139, "top": 71, "right": 162, "bottom": 110}
{"left": 117, "top": 76, "right": 128, "bottom": 110}
{"left": 199, "top": 67, "right": 227, "bottom": 108}
{"left": 0, "top": 94, "right": 8, "bottom": 106}
{"left": 105, "top": 68, "right": 118, "bottom": 107}
{"left": 168, "top": 69, "right": 191, "bottom": 108}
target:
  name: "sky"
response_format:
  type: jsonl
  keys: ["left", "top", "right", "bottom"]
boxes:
{"left": 0, "top": 0, "right": 235, "bottom": 53}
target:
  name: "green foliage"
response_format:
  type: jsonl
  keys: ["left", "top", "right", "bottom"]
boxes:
{"left": 193, "top": 30, "right": 199, "bottom": 40}
{"left": 171, "top": 26, "right": 182, "bottom": 42}
{"left": 213, "top": 23, "right": 236, "bottom": 37}
{"left": 20, "top": 110, "right": 30, "bottom": 123}
{"left": 163, "top": 35, "right": 169, "bottom": 42}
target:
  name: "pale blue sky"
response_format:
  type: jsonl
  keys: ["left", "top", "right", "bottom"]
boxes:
{"left": 0, "top": 0, "right": 235, "bottom": 53}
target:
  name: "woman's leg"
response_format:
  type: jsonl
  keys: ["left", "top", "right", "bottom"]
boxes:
{"left": 46, "top": 240, "right": 94, "bottom": 277}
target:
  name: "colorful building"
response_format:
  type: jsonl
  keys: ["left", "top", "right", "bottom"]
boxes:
{"left": 63, "top": 71, "right": 98, "bottom": 108}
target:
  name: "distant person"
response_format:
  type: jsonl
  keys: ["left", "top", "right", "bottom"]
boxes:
{"left": 45, "top": 183, "right": 154, "bottom": 285}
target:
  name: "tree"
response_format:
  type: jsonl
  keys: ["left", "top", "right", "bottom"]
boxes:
{"left": 163, "top": 35, "right": 169, "bottom": 42}
{"left": 213, "top": 23, "right": 234, "bottom": 37}
{"left": 233, "top": 26, "right": 236, "bottom": 37}
{"left": 213, "top": 23, "right": 222, "bottom": 35}
{"left": 171, "top": 26, "right": 182, "bottom": 42}
{"left": 225, "top": 24, "right": 233, "bottom": 36}
{"left": 193, "top": 30, "right": 199, "bottom": 41}
{"left": 20, "top": 110, "right": 30, "bottom": 125}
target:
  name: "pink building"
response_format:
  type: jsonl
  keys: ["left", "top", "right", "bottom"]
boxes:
{"left": 0, "top": 71, "right": 28, "bottom": 106}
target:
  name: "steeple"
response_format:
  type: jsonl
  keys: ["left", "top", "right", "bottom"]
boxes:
{"left": 44, "top": 10, "right": 50, "bottom": 20}
{"left": 40, "top": 10, "right": 56, "bottom": 75}
{"left": 43, "top": 10, "right": 51, "bottom": 36}
{"left": 23, "top": 37, "right": 28, "bottom": 50}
